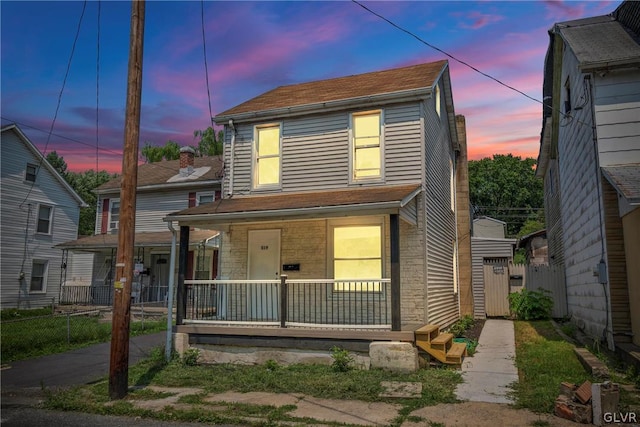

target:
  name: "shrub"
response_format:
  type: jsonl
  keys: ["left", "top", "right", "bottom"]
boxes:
{"left": 508, "top": 289, "right": 553, "bottom": 320}
{"left": 330, "top": 346, "right": 354, "bottom": 372}
{"left": 181, "top": 348, "right": 200, "bottom": 366}
{"left": 448, "top": 315, "right": 474, "bottom": 337}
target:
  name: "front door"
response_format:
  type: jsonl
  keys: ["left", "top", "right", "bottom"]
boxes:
{"left": 247, "top": 229, "right": 281, "bottom": 320}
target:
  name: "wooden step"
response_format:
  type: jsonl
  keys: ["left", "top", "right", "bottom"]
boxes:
{"left": 445, "top": 342, "right": 467, "bottom": 364}
{"left": 430, "top": 333, "right": 453, "bottom": 351}
{"left": 415, "top": 325, "right": 439, "bottom": 343}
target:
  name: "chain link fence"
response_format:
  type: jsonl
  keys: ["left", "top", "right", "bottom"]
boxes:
{"left": 1, "top": 305, "right": 168, "bottom": 364}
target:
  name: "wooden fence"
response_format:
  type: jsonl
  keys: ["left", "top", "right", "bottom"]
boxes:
{"left": 515, "top": 263, "right": 567, "bottom": 318}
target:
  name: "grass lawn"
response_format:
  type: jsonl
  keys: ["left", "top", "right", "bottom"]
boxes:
{"left": 44, "top": 347, "right": 462, "bottom": 426}
{"left": 1, "top": 308, "right": 167, "bottom": 363}
{"left": 512, "top": 320, "right": 593, "bottom": 413}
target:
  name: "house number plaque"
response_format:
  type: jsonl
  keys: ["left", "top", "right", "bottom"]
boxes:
{"left": 261, "top": 245, "right": 269, "bottom": 250}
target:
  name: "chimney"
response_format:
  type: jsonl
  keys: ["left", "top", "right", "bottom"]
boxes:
{"left": 179, "top": 146, "right": 195, "bottom": 177}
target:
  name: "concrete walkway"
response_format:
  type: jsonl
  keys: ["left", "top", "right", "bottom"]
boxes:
{"left": 455, "top": 319, "right": 518, "bottom": 404}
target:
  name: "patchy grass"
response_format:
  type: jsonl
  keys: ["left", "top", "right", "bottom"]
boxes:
{"left": 44, "top": 352, "right": 462, "bottom": 426}
{"left": 512, "top": 321, "right": 592, "bottom": 413}
{"left": 1, "top": 314, "right": 167, "bottom": 362}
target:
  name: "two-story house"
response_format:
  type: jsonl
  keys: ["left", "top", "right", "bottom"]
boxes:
{"left": 1, "top": 124, "right": 87, "bottom": 309}
{"left": 536, "top": 0, "right": 640, "bottom": 355}
{"left": 57, "top": 148, "right": 223, "bottom": 305}
{"left": 165, "top": 60, "right": 471, "bottom": 363}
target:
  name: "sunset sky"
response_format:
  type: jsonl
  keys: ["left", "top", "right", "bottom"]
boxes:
{"left": 1, "top": 1, "right": 621, "bottom": 173}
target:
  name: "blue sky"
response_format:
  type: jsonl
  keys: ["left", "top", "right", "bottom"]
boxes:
{"left": 1, "top": 0, "right": 621, "bottom": 173}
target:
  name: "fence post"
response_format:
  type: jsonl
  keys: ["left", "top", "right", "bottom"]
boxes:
{"left": 67, "top": 312, "right": 71, "bottom": 344}
{"left": 280, "top": 275, "right": 288, "bottom": 328}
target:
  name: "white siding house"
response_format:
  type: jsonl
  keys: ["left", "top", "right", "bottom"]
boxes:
{"left": 57, "top": 148, "right": 223, "bottom": 305}
{"left": 1, "top": 124, "right": 87, "bottom": 308}
{"left": 166, "top": 60, "right": 470, "bottom": 345}
{"left": 537, "top": 0, "right": 640, "bottom": 350}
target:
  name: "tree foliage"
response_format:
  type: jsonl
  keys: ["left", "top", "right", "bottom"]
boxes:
{"left": 468, "top": 154, "right": 544, "bottom": 237}
{"left": 140, "top": 127, "right": 224, "bottom": 163}
{"left": 46, "top": 152, "right": 118, "bottom": 236}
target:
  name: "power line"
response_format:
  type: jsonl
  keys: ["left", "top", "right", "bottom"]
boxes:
{"left": 201, "top": 0, "right": 214, "bottom": 128}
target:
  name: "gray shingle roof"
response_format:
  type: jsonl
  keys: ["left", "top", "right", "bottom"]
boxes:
{"left": 602, "top": 164, "right": 640, "bottom": 205}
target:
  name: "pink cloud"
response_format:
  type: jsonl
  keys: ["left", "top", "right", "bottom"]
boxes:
{"left": 454, "top": 11, "right": 505, "bottom": 29}
{"left": 543, "top": 1, "right": 587, "bottom": 20}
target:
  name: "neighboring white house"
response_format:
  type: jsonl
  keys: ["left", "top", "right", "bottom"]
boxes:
{"left": 57, "top": 148, "right": 223, "bottom": 305}
{"left": 537, "top": 0, "right": 640, "bottom": 350}
{"left": 166, "top": 60, "right": 472, "bottom": 338}
{"left": 1, "top": 124, "right": 87, "bottom": 308}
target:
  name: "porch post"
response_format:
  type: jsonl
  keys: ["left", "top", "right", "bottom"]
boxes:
{"left": 280, "top": 274, "right": 288, "bottom": 328}
{"left": 390, "top": 214, "right": 401, "bottom": 331}
{"left": 176, "top": 225, "right": 190, "bottom": 325}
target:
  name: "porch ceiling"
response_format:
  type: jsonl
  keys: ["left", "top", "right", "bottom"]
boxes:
{"left": 165, "top": 184, "right": 421, "bottom": 227}
{"left": 56, "top": 229, "right": 219, "bottom": 251}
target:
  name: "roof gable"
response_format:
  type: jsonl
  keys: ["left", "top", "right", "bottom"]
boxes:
{"left": 1, "top": 124, "right": 87, "bottom": 207}
{"left": 215, "top": 60, "right": 448, "bottom": 120}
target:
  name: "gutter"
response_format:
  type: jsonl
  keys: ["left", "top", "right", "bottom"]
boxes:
{"left": 95, "top": 179, "right": 222, "bottom": 195}
{"left": 164, "top": 199, "right": 416, "bottom": 225}
{"left": 214, "top": 88, "right": 431, "bottom": 125}
{"left": 227, "top": 120, "right": 236, "bottom": 198}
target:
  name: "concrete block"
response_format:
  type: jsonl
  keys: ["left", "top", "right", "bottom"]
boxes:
{"left": 173, "top": 332, "right": 189, "bottom": 357}
{"left": 592, "top": 382, "right": 620, "bottom": 426}
{"left": 574, "top": 347, "right": 610, "bottom": 380}
{"left": 369, "top": 341, "right": 418, "bottom": 373}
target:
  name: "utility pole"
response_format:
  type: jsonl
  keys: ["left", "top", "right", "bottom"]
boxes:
{"left": 109, "top": 0, "right": 145, "bottom": 400}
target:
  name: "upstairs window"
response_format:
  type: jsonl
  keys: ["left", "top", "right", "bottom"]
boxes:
{"left": 109, "top": 199, "right": 120, "bottom": 231}
{"left": 25, "top": 163, "right": 38, "bottom": 182}
{"left": 435, "top": 84, "right": 441, "bottom": 118}
{"left": 36, "top": 204, "right": 53, "bottom": 234}
{"left": 254, "top": 124, "right": 281, "bottom": 189}
{"left": 30, "top": 260, "right": 48, "bottom": 293}
{"left": 196, "top": 192, "right": 215, "bottom": 205}
{"left": 351, "top": 111, "right": 382, "bottom": 181}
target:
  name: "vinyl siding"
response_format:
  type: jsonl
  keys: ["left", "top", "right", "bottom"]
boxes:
{"left": 227, "top": 105, "right": 423, "bottom": 195}
{"left": 423, "top": 88, "right": 458, "bottom": 328}
{"left": 1, "top": 129, "right": 82, "bottom": 307}
{"left": 594, "top": 70, "right": 640, "bottom": 167}
{"left": 556, "top": 47, "right": 612, "bottom": 347}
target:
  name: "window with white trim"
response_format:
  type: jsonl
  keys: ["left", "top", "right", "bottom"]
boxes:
{"left": 196, "top": 191, "right": 215, "bottom": 205}
{"left": 30, "top": 260, "right": 48, "bottom": 293}
{"left": 351, "top": 111, "right": 382, "bottom": 181}
{"left": 109, "top": 199, "right": 120, "bottom": 231}
{"left": 254, "top": 124, "right": 281, "bottom": 189}
{"left": 36, "top": 204, "right": 53, "bottom": 234}
{"left": 25, "top": 163, "right": 38, "bottom": 183}
{"left": 450, "top": 157, "right": 455, "bottom": 212}
{"left": 330, "top": 218, "right": 383, "bottom": 291}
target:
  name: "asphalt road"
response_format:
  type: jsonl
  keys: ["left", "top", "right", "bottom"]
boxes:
{"left": 0, "top": 332, "right": 217, "bottom": 426}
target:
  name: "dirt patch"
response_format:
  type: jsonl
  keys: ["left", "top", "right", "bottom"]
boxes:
{"left": 404, "top": 401, "right": 580, "bottom": 427}
{"left": 463, "top": 318, "right": 485, "bottom": 342}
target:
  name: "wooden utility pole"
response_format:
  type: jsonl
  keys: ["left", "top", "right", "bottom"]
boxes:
{"left": 109, "top": 0, "right": 145, "bottom": 400}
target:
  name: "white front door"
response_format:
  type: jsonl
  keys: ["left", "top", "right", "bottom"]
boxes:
{"left": 247, "top": 229, "right": 281, "bottom": 320}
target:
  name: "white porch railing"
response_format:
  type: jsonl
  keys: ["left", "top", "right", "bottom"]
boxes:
{"left": 183, "top": 278, "right": 392, "bottom": 329}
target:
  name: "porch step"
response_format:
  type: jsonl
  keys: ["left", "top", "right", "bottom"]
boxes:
{"left": 414, "top": 324, "right": 465, "bottom": 367}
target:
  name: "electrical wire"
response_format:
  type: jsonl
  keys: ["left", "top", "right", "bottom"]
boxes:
{"left": 200, "top": 0, "right": 214, "bottom": 129}
{"left": 19, "top": 0, "right": 87, "bottom": 209}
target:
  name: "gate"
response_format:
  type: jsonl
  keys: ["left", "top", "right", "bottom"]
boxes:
{"left": 483, "top": 258, "right": 510, "bottom": 317}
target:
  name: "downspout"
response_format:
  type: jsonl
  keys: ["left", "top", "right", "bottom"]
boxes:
{"left": 227, "top": 119, "right": 236, "bottom": 197}
{"left": 165, "top": 221, "right": 178, "bottom": 362}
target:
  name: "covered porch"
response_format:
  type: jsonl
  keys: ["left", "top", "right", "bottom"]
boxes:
{"left": 165, "top": 184, "right": 425, "bottom": 334}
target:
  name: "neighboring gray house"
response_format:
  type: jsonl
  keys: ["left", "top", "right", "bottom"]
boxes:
{"left": 57, "top": 148, "right": 223, "bottom": 305}
{"left": 1, "top": 124, "right": 87, "bottom": 308}
{"left": 517, "top": 229, "right": 548, "bottom": 266}
{"left": 165, "top": 60, "right": 471, "bottom": 353}
{"left": 537, "top": 0, "right": 640, "bottom": 351}
{"left": 472, "top": 216, "right": 507, "bottom": 239}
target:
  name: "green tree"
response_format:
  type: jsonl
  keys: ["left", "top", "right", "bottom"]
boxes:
{"left": 46, "top": 151, "right": 118, "bottom": 236}
{"left": 194, "top": 127, "right": 223, "bottom": 156}
{"left": 46, "top": 151, "right": 69, "bottom": 179}
{"left": 468, "top": 154, "right": 543, "bottom": 237}
{"left": 141, "top": 140, "right": 181, "bottom": 163}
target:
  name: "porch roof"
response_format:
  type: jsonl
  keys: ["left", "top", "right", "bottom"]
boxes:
{"left": 602, "top": 165, "right": 640, "bottom": 205}
{"left": 56, "top": 230, "right": 219, "bottom": 251}
{"left": 164, "top": 184, "right": 421, "bottom": 226}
